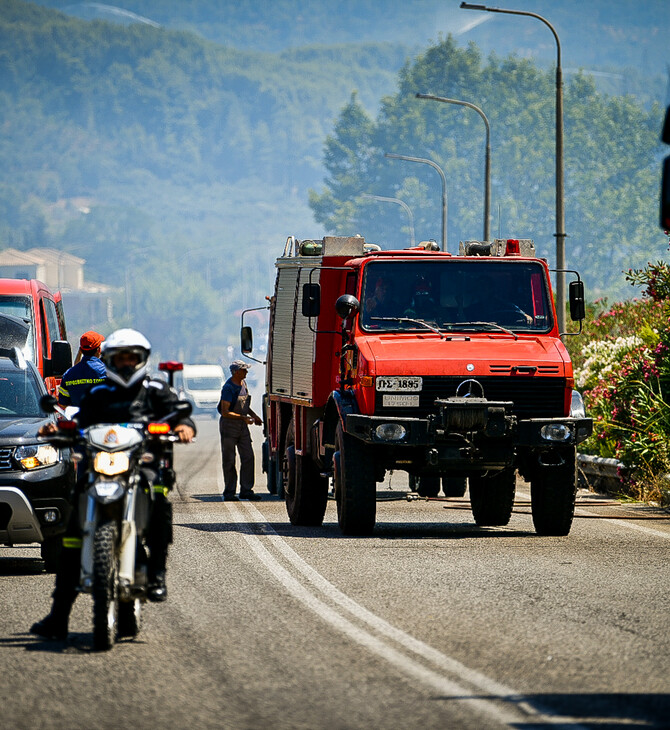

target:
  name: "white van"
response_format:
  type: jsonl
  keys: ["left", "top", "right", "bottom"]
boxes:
{"left": 178, "top": 364, "right": 225, "bottom": 415}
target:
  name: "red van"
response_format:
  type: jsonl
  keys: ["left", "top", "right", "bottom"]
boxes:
{"left": 0, "top": 279, "right": 72, "bottom": 395}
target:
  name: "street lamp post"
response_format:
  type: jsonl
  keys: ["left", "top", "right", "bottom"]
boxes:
{"left": 384, "top": 153, "right": 448, "bottom": 252}
{"left": 362, "top": 193, "right": 416, "bottom": 247}
{"left": 460, "top": 2, "right": 566, "bottom": 332}
{"left": 416, "top": 93, "right": 491, "bottom": 241}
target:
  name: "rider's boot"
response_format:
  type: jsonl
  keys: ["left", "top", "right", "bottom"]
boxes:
{"left": 147, "top": 492, "right": 171, "bottom": 602}
{"left": 30, "top": 541, "right": 80, "bottom": 640}
{"left": 30, "top": 603, "right": 71, "bottom": 640}
{"left": 148, "top": 570, "right": 167, "bottom": 602}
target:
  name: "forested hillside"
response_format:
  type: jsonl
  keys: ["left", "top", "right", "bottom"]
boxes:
{"left": 35, "top": 0, "right": 670, "bottom": 83}
{"left": 1, "top": 0, "right": 668, "bottom": 361}
{"left": 1, "top": 1, "right": 406, "bottom": 358}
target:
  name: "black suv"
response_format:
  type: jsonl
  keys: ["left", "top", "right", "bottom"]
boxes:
{"left": 0, "top": 346, "right": 75, "bottom": 571}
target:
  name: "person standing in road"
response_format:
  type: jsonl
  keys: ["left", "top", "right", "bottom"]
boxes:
{"left": 218, "top": 360, "right": 262, "bottom": 501}
{"left": 57, "top": 330, "right": 106, "bottom": 407}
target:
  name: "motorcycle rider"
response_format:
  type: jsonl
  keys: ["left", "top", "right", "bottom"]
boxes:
{"left": 30, "top": 329, "right": 196, "bottom": 641}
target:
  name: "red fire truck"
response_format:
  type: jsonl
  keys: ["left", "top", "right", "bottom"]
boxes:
{"left": 242, "top": 235, "right": 592, "bottom": 536}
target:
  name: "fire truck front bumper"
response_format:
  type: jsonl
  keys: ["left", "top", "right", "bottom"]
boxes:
{"left": 345, "top": 412, "right": 593, "bottom": 448}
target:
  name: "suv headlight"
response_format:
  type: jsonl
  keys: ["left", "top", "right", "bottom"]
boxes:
{"left": 15, "top": 443, "right": 60, "bottom": 470}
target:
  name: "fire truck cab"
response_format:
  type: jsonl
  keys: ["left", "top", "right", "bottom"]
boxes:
{"left": 243, "top": 235, "right": 591, "bottom": 536}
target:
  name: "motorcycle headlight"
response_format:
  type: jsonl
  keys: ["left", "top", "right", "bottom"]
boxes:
{"left": 93, "top": 451, "right": 130, "bottom": 476}
{"left": 91, "top": 481, "right": 124, "bottom": 502}
{"left": 15, "top": 443, "right": 60, "bottom": 470}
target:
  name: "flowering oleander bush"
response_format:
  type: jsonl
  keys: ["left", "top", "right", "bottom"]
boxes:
{"left": 566, "top": 259, "right": 670, "bottom": 505}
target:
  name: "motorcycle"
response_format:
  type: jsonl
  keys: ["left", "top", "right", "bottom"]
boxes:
{"left": 40, "top": 395, "right": 191, "bottom": 650}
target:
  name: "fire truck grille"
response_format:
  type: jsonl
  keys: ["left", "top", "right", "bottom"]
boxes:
{"left": 375, "top": 376, "right": 567, "bottom": 420}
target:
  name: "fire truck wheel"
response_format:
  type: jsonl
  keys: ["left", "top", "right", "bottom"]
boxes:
{"left": 334, "top": 423, "right": 376, "bottom": 536}
{"left": 530, "top": 449, "right": 577, "bottom": 536}
{"left": 264, "top": 440, "right": 277, "bottom": 495}
{"left": 266, "top": 459, "right": 277, "bottom": 494}
{"left": 283, "top": 421, "right": 327, "bottom": 526}
{"left": 442, "top": 476, "right": 467, "bottom": 498}
{"left": 469, "top": 468, "right": 516, "bottom": 526}
{"left": 283, "top": 443, "right": 295, "bottom": 500}
{"left": 286, "top": 453, "right": 328, "bottom": 526}
{"left": 275, "top": 456, "right": 285, "bottom": 499}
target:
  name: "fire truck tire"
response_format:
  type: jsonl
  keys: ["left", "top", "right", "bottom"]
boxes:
{"left": 469, "top": 468, "right": 516, "bottom": 526}
{"left": 442, "top": 476, "right": 467, "bottom": 498}
{"left": 266, "top": 458, "right": 277, "bottom": 494}
{"left": 530, "top": 449, "right": 577, "bottom": 536}
{"left": 265, "top": 440, "right": 277, "bottom": 495}
{"left": 334, "top": 423, "right": 376, "bottom": 536}
{"left": 285, "top": 453, "right": 328, "bottom": 526}
{"left": 283, "top": 422, "right": 327, "bottom": 525}
{"left": 275, "top": 456, "right": 285, "bottom": 499}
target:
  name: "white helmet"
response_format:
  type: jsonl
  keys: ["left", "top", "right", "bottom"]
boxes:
{"left": 101, "top": 328, "right": 151, "bottom": 388}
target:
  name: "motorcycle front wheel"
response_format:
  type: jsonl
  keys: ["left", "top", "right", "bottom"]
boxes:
{"left": 92, "top": 520, "right": 119, "bottom": 651}
{"left": 117, "top": 599, "right": 142, "bottom": 639}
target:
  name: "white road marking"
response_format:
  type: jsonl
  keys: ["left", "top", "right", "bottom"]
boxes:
{"left": 214, "top": 475, "right": 588, "bottom": 728}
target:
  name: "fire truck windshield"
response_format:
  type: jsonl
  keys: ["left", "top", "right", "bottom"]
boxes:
{"left": 360, "top": 259, "right": 553, "bottom": 333}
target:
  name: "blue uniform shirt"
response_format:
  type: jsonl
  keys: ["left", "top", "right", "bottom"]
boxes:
{"left": 58, "top": 354, "right": 106, "bottom": 407}
{"left": 219, "top": 378, "right": 243, "bottom": 410}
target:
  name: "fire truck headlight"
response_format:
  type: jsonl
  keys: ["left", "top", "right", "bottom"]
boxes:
{"left": 375, "top": 423, "right": 406, "bottom": 442}
{"left": 540, "top": 424, "right": 571, "bottom": 442}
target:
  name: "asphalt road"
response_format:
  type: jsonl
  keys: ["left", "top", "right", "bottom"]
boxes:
{"left": 1, "top": 417, "right": 669, "bottom": 729}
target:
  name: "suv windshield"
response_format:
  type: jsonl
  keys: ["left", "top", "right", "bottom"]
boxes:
{"left": 360, "top": 259, "right": 553, "bottom": 333}
{"left": 0, "top": 363, "right": 42, "bottom": 418}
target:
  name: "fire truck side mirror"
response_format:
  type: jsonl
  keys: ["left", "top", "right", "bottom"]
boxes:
{"left": 568, "top": 280, "right": 585, "bottom": 322}
{"left": 335, "top": 294, "right": 360, "bottom": 320}
{"left": 241, "top": 326, "right": 253, "bottom": 354}
{"left": 661, "top": 105, "right": 670, "bottom": 230}
{"left": 302, "top": 283, "right": 321, "bottom": 318}
{"left": 662, "top": 158, "right": 670, "bottom": 230}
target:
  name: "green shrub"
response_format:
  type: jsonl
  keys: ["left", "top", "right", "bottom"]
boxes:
{"left": 567, "top": 259, "right": 670, "bottom": 505}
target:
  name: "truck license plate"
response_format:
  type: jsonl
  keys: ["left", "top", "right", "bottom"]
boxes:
{"left": 383, "top": 394, "right": 420, "bottom": 407}
{"left": 376, "top": 376, "right": 422, "bottom": 392}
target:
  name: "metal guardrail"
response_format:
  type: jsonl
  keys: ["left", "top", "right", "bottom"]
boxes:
{"left": 577, "top": 453, "right": 624, "bottom": 493}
